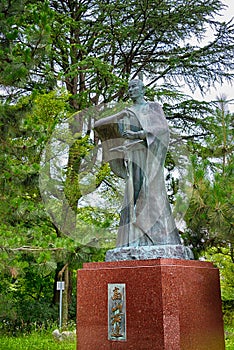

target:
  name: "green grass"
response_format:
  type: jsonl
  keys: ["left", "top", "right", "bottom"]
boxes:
{"left": 0, "top": 330, "right": 76, "bottom": 350}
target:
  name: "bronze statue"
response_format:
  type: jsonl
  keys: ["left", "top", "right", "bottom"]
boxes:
{"left": 94, "top": 79, "right": 181, "bottom": 248}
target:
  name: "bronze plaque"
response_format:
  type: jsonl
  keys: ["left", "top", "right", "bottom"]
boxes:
{"left": 108, "top": 283, "right": 126, "bottom": 341}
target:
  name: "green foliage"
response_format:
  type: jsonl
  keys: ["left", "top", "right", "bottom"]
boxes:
{"left": 1, "top": 0, "right": 233, "bottom": 107}
{"left": 0, "top": 89, "right": 105, "bottom": 331}
{"left": 0, "top": 0, "right": 54, "bottom": 89}
{"left": 0, "top": 89, "right": 69, "bottom": 207}
{"left": 206, "top": 248, "right": 234, "bottom": 298}
{"left": 184, "top": 99, "right": 233, "bottom": 254}
{"left": 0, "top": 254, "right": 58, "bottom": 334}
{"left": 203, "top": 246, "right": 234, "bottom": 329}
{"left": 225, "top": 325, "right": 234, "bottom": 350}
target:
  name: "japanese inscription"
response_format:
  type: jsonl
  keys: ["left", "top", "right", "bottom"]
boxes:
{"left": 108, "top": 283, "right": 126, "bottom": 341}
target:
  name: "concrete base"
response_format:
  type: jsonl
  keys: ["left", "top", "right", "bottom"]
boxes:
{"left": 77, "top": 259, "right": 225, "bottom": 350}
{"left": 105, "top": 245, "right": 194, "bottom": 261}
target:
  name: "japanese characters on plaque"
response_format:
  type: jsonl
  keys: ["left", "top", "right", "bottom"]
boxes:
{"left": 108, "top": 283, "right": 126, "bottom": 341}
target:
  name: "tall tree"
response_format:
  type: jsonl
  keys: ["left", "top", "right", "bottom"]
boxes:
{"left": 183, "top": 96, "right": 233, "bottom": 257}
{"left": 1, "top": 0, "right": 233, "bottom": 106}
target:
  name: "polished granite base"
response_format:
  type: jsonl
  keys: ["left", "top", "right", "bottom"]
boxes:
{"left": 77, "top": 258, "right": 225, "bottom": 350}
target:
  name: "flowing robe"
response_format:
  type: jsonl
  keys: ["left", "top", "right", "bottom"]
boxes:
{"left": 94, "top": 102, "right": 181, "bottom": 247}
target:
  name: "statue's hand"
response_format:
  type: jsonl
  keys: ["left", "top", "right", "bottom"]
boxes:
{"left": 122, "top": 130, "right": 137, "bottom": 139}
{"left": 122, "top": 130, "right": 146, "bottom": 140}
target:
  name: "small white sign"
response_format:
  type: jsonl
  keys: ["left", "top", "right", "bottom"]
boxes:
{"left": 57, "top": 281, "right": 65, "bottom": 291}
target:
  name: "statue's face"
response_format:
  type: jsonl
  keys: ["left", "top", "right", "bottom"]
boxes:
{"left": 128, "top": 80, "right": 144, "bottom": 100}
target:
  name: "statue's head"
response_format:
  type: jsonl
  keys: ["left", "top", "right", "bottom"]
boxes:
{"left": 128, "top": 79, "right": 145, "bottom": 100}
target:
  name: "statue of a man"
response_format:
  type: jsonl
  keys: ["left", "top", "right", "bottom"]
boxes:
{"left": 94, "top": 79, "right": 181, "bottom": 248}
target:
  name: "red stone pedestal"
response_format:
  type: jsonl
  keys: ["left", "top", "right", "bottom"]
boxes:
{"left": 77, "top": 259, "right": 225, "bottom": 350}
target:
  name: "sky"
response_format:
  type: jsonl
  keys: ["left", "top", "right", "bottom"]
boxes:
{"left": 190, "top": 0, "right": 234, "bottom": 111}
